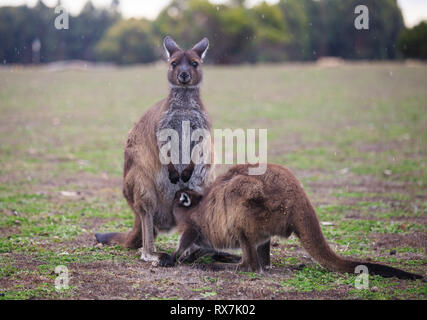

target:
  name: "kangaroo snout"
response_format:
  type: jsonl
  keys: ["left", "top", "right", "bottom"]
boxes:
{"left": 178, "top": 72, "right": 191, "bottom": 84}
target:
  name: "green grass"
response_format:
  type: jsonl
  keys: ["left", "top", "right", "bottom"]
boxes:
{"left": 0, "top": 63, "right": 426, "bottom": 299}
{"left": 280, "top": 266, "right": 355, "bottom": 292}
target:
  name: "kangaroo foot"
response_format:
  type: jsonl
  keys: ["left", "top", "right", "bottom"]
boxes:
{"left": 236, "top": 261, "right": 263, "bottom": 273}
{"left": 158, "top": 253, "right": 176, "bottom": 267}
{"left": 210, "top": 251, "right": 241, "bottom": 263}
{"left": 139, "top": 249, "right": 160, "bottom": 263}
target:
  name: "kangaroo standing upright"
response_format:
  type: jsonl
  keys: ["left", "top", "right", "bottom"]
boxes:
{"left": 95, "top": 37, "right": 221, "bottom": 263}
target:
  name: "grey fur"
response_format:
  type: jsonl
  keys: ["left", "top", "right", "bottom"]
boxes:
{"left": 155, "top": 87, "right": 212, "bottom": 222}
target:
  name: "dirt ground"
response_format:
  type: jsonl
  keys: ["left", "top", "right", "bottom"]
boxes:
{"left": 0, "top": 63, "right": 426, "bottom": 299}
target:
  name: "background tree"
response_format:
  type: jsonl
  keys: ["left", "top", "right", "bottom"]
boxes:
{"left": 278, "top": 0, "right": 311, "bottom": 60}
{"left": 153, "top": 0, "right": 255, "bottom": 63}
{"left": 0, "top": 0, "right": 423, "bottom": 64}
{"left": 60, "top": 0, "right": 120, "bottom": 61}
{"left": 0, "top": 0, "right": 120, "bottom": 64}
{"left": 399, "top": 21, "right": 427, "bottom": 59}
{"left": 317, "top": 0, "right": 405, "bottom": 59}
{"left": 96, "top": 18, "right": 158, "bottom": 64}
{"left": 251, "top": 2, "right": 290, "bottom": 62}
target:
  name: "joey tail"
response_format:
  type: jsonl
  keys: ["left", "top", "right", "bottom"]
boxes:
{"left": 291, "top": 199, "right": 423, "bottom": 280}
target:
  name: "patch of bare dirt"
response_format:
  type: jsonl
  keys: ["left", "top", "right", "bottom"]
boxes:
{"left": 370, "top": 232, "right": 427, "bottom": 250}
{"left": 64, "top": 259, "right": 352, "bottom": 300}
{"left": 0, "top": 226, "right": 20, "bottom": 238}
{"left": 2, "top": 132, "right": 426, "bottom": 300}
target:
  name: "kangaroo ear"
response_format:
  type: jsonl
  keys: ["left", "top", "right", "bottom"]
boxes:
{"left": 192, "top": 37, "right": 209, "bottom": 61}
{"left": 163, "top": 36, "right": 181, "bottom": 60}
{"left": 179, "top": 192, "right": 191, "bottom": 207}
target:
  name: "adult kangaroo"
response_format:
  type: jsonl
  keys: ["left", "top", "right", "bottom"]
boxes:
{"left": 160, "top": 163, "right": 423, "bottom": 280}
{"left": 95, "top": 36, "right": 228, "bottom": 263}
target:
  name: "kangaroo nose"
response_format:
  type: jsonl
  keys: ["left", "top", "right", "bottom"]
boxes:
{"left": 179, "top": 72, "right": 190, "bottom": 83}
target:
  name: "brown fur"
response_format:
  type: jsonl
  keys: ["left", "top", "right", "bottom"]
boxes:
{"left": 161, "top": 164, "right": 423, "bottom": 280}
{"left": 94, "top": 37, "right": 217, "bottom": 262}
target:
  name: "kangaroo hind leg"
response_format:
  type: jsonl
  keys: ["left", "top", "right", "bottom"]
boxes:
{"left": 257, "top": 239, "right": 271, "bottom": 269}
{"left": 237, "top": 232, "right": 262, "bottom": 272}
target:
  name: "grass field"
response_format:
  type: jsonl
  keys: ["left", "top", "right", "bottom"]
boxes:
{"left": 0, "top": 62, "right": 426, "bottom": 300}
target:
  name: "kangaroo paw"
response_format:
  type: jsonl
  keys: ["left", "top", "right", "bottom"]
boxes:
{"left": 181, "top": 161, "right": 195, "bottom": 183}
{"left": 168, "top": 163, "right": 180, "bottom": 184}
{"left": 158, "top": 253, "right": 176, "bottom": 267}
{"left": 169, "top": 170, "right": 180, "bottom": 184}
{"left": 180, "top": 168, "right": 193, "bottom": 183}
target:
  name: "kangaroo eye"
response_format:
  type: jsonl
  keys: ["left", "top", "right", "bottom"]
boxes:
{"left": 171, "top": 61, "right": 177, "bottom": 67}
{"left": 192, "top": 61, "right": 199, "bottom": 67}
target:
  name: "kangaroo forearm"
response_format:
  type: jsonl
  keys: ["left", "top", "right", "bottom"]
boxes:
{"left": 167, "top": 163, "right": 180, "bottom": 184}
{"left": 180, "top": 161, "right": 195, "bottom": 183}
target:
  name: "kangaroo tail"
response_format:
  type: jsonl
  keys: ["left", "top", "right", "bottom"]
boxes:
{"left": 291, "top": 199, "right": 422, "bottom": 280}
{"left": 94, "top": 215, "right": 142, "bottom": 249}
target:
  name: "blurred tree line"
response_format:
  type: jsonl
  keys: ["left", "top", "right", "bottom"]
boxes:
{"left": 398, "top": 21, "right": 427, "bottom": 59}
{"left": 0, "top": 0, "right": 120, "bottom": 63}
{"left": 0, "top": 0, "right": 426, "bottom": 65}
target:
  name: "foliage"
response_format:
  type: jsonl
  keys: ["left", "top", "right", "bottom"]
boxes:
{"left": 399, "top": 21, "right": 427, "bottom": 59}
{"left": 96, "top": 18, "right": 158, "bottom": 64}
{"left": 0, "top": 64, "right": 425, "bottom": 299}
{"left": 0, "top": 0, "right": 119, "bottom": 63}
{"left": 251, "top": 1, "right": 289, "bottom": 62}
{"left": 0, "top": 0, "right": 423, "bottom": 64}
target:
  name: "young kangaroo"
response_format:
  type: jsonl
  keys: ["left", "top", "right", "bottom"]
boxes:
{"left": 160, "top": 163, "right": 423, "bottom": 280}
{"left": 94, "top": 36, "right": 230, "bottom": 263}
